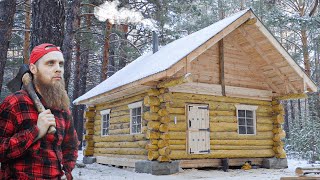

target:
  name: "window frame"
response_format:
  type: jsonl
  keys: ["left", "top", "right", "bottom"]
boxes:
{"left": 100, "top": 109, "right": 111, "bottom": 136}
{"left": 235, "top": 104, "right": 258, "bottom": 135}
{"left": 128, "top": 101, "right": 143, "bottom": 134}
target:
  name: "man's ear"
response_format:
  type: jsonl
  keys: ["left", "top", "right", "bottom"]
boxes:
{"left": 29, "top": 63, "right": 37, "bottom": 74}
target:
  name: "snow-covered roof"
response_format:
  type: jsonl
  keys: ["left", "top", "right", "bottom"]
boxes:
{"left": 73, "top": 9, "right": 251, "bottom": 104}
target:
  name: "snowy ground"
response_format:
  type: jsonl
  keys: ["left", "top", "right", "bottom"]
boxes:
{"left": 72, "top": 151, "right": 319, "bottom": 180}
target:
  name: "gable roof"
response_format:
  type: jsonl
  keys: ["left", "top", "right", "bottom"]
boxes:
{"left": 74, "top": 9, "right": 317, "bottom": 105}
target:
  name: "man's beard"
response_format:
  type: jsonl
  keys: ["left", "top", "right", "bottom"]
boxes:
{"left": 33, "top": 75, "right": 70, "bottom": 111}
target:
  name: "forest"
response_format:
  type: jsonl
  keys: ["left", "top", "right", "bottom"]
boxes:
{"left": 0, "top": 0, "right": 319, "bottom": 162}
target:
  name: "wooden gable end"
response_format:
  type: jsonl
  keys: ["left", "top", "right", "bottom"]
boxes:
{"left": 167, "top": 15, "right": 317, "bottom": 99}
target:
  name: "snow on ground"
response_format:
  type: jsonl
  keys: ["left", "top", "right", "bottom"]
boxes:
{"left": 72, "top": 151, "right": 318, "bottom": 180}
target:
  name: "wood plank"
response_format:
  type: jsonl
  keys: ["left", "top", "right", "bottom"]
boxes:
{"left": 253, "top": 20, "right": 317, "bottom": 92}
{"left": 96, "top": 156, "right": 143, "bottom": 167}
{"left": 169, "top": 82, "right": 272, "bottom": 101}
{"left": 237, "top": 27, "right": 298, "bottom": 94}
{"left": 179, "top": 159, "right": 222, "bottom": 168}
{"left": 219, "top": 39, "right": 226, "bottom": 96}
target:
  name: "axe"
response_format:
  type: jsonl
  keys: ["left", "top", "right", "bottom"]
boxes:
{"left": 7, "top": 64, "right": 56, "bottom": 134}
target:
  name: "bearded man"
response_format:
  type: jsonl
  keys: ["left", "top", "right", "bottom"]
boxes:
{"left": 0, "top": 43, "right": 78, "bottom": 179}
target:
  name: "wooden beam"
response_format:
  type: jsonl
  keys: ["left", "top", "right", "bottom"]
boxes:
{"left": 157, "top": 73, "right": 193, "bottom": 88}
{"left": 237, "top": 26, "right": 298, "bottom": 94}
{"left": 219, "top": 39, "right": 226, "bottom": 96}
{"left": 254, "top": 20, "right": 317, "bottom": 92}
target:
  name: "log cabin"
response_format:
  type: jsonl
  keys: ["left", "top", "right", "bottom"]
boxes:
{"left": 73, "top": 9, "right": 317, "bottom": 174}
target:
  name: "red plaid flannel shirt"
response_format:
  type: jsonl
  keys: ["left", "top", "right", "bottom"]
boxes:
{"left": 0, "top": 90, "right": 78, "bottom": 179}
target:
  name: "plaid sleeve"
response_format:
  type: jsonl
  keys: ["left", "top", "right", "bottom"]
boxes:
{"left": 0, "top": 95, "right": 39, "bottom": 162}
{"left": 61, "top": 110, "right": 79, "bottom": 175}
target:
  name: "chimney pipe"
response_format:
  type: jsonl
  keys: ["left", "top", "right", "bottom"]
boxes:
{"left": 152, "top": 31, "right": 159, "bottom": 53}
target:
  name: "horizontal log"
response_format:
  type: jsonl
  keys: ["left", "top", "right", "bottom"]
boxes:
{"left": 93, "top": 134, "right": 145, "bottom": 142}
{"left": 211, "top": 122, "right": 238, "bottom": 132}
{"left": 159, "top": 88, "right": 168, "bottom": 94}
{"left": 211, "top": 139, "right": 274, "bottom": 146}
{"left": 157, "top": 73, "right": 192, "bottom": 88}
{"left": 158, "top": 140, "right": 169, "bottom": 148}
{"left": 273, "top": 130, "right": 286, "bottom": 142}
{"left": 168, "top": 122, "right": 186, "bottom": 131}
{"left": 273, "top": 146, "right": 285, "bottom": 154}
{"left": 169, "top": 149, "right": 275, "bottom": 159}
{"left": 257, "top": 123, "right": 274, "bottom": 131}
{"left": 150, "top": 106, "right": 160, "bottom": 113}
{"left": 86, "top": 141, "right": 95, "bottom": 147}
{"left": 143, "top": 112, "right": 160, "bottom": 121}
{"left": 146, "top": 130, "right": 160, "bottom": 139}
{"left": 109, "top": 123, "right": 130, "bottom": 130}
{"left": 157, "top": 155, "right": 170, "bottom": 162}
{"left": 147, "top": 121, "right": 160, "bottom": 130}
{"left": 158, "top": 109, "right": 169, "bottom": 116}
{"left": 170, "top": 144, "right": 186, "bottom": 150}
{"left": 160, "top": 133, "right": 170, "bottom": 140}
{"left": 147, "top": 88, "right": 160, "bottom": 96}
{"left": 167, "top": 92, "right": 271, "bottom": 105}
{"left": 257, "top": 117, "right": 273, "bottom": 124}
{"left": 84, "top": 111, "right": 96, "bottom": 118}
{"left": 94, "top": 154, "right": 147, "bottom": 160}
{"left": 169, "top": 140, "right": 186, "bottom": 145}
{"left": 167, "top": 107, "right": 185, "bottom": 114}
{"left": 84, "top": 135, "right": 93, "bottom": 141}
{"left": 168, "top": 132, "right": 186, "bottom": 140}
{"left": 110, "top": 110, "right": 130, "bottom": 118}
{"left": 95, "top": 93, "right": 146, "bottom": 111}
{"left": 211, "top": 132, "right": 273, "bottom": 140}
{"left": 145, "top": 143, "right": 158, "bottom": 151}
{"left": 84, "top": 149, "right": 94, "bottom": 156}
{"left": 149, "top": 139, "right": 158, "bottom": 145}
{"left": 273, "top": 114, "right": 284, "bottom": 124}
{"left": 109, "top": 115, "right": 130, "bottom": 124}
{"left": 159, "top": 147, "right": 171, "bottom": 156}
{"left": 148, "top": 150, "right": 159, "bottom": 161}
{"left": 211, "top": 145, "right": 272, "bottom": 150}
{"left": 144, "top": 96, "right": 160, "bottom": 107}
{"left": 85, "top": 122, "right": 94, "bottom": 129}
{"left": 95, "top": 141, "right": 147, "bottom": 148}
{"left": 94, "top": 147, "right": 147, "bottom": 155}
{"left": 160, "top": 116, "right": 171, "bottom": 123}
{"left": 109, "top": 128, "right": 130, "bottom": 135}
{"left": 159, "top": 124, "right": 169, "bottom": 132}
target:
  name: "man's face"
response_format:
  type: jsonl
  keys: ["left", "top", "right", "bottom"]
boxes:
{"left": 30, "top": 57, "right": 64, "bottom": 85}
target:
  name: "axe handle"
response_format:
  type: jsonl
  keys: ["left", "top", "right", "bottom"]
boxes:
{"left": 22, "top": 73, "right": 56, "bottom": 134}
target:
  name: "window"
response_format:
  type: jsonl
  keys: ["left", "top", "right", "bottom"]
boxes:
{"left": 235, "top": 105, "right": 258, "bottom": 135}
{"left": 100, "top": 109, "right": 110, "bottom": 136}
{"left": 128, "top": 101, "right": 142, "bottom": 134}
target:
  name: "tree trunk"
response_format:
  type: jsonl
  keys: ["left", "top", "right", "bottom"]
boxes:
{"left": 23, "top": 0, "right": 31, "bottom": 64}
{"left": 0, "top": 0, "right": 17, "bottom": 96}
{"left": 101, "top": 20, "right": 112, "bottom": 81}
{"left": 31, "top": 0, "right": 65, "bottom": 50}
{"left": 284, "top": 101, "right": 290, "bottom": 139}
{"left": 62, "top": 0, "right": 80, "bottom": 92}
{"left": 301, "top": 29, "right": 310, "bottom": 76}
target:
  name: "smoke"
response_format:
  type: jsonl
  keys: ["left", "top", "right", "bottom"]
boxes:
{"left": 94, "top": 0, "right": 145, "bottom": 25}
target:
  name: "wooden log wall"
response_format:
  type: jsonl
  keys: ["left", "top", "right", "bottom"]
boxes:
{"left": 89, "top": 93, "right": 148, "bottom": 159}
{"left": 271, "top": 99, "right": 286, "bottom": 158}
{"left": 83, "top": 106, "right": 96, "bottom": 156}
{"left": 144, "top": 88, "right": 171, "bottom": 162}
{"left": 163, "top": 92, "right": 276, "bottom": 159}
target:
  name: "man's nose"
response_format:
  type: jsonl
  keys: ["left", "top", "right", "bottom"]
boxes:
{"left": 55, "top": 63, "right": 62, "bottom": 72}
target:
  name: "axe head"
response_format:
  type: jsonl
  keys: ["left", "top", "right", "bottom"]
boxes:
{"left": 7, "top": 64, "right": 31, "bottom": 93}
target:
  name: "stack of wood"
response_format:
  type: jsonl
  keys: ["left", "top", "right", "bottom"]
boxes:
{"left": 144, "top": 88, "right": 161, "bottom": 161}
{"left": 272, "top": 100, "right": 286, "bottom": 158}
{"left": 83, "top": 107, "right": 96, "bottom": 156}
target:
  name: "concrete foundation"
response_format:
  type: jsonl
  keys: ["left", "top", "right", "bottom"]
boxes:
{"left": 83, "top": 156, "right": 96, "bottom": 164}
{"left": 135, "top": 161, "right": 179, "bottom": 175}
{"left": 262, "top": 158, "right": 288, "bottom": 169}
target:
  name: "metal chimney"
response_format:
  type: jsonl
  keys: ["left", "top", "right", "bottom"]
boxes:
{"left": 152, "top": 31, "right": 159, "bottom": 53}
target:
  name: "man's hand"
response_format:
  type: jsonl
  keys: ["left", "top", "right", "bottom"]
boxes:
{"left": 36, "top": 109, "right": 56, "bottom": 139}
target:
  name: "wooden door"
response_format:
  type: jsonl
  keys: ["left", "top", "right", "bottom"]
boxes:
{"left": 187, "top": 104, "right": 210, "bottom": 154}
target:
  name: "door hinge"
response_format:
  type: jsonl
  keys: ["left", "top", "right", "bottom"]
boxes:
{"left": 198, "top": 106, "right": 208, "bottom": 110}
{"left": 199, "top": 128, "right": 210, "bottom": 132}
{"left": 189, "top": 120, "right": 192, "bottom": 127}
{"left": 190, "top": 148, "right": 194, "bottom": 154}
{"left": 199, "top": 149, "right": 210, "bottom": 153}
